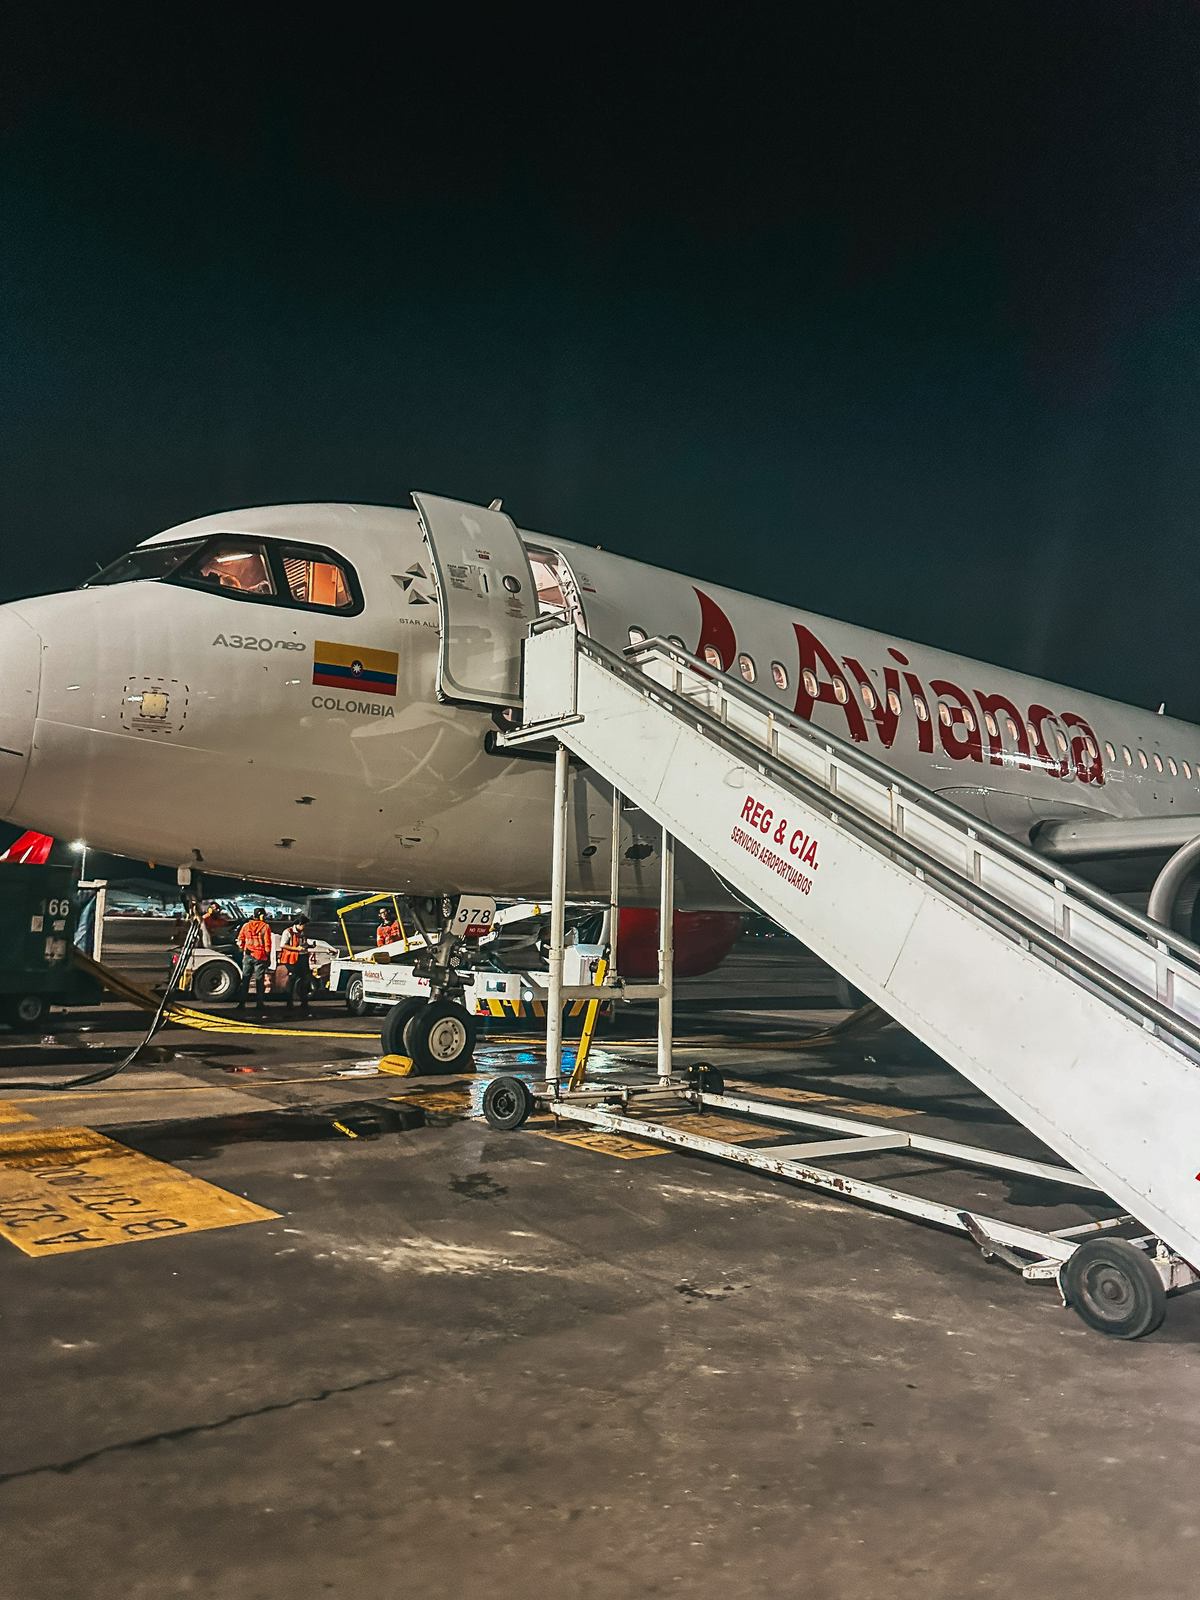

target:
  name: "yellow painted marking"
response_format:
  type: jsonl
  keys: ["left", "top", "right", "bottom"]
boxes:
{"left": 389, "top": 1088, "right": 473, "bottom": 1117}
{"left": 655, "top": 1112, "right": 772, "bottom": 1144}
{"left": 536, "top": 1127, "right": 665, "bottom": 1160}
{"left": 836, "top": 1101, "right": 911, "bottom": 1121}
{"left": 0, "top": 1127, "right": 277, "bottom": 1257}
{"left": 732, "top": 1082, "right": 913, "bottom": 1120}
{"left": 0, "top": 1102, "right": 35, "bottom": 1124}
{"left": 536, "top": 1100, "right": 904, "bottom": 1165}
{"left": 378, "top": 1054, "right": 415, "bottom": 1077}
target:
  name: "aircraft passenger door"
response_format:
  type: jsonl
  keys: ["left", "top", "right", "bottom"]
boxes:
{"left": 411, "top": 492, "right": 539, "bottom": 709}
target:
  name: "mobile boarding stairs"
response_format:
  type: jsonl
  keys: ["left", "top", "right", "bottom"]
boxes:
{"left": 487, "top": 620, "right": 1200, "bottom": 1338}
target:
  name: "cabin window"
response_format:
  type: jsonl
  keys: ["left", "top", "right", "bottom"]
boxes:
{"left": 738, "top": 653, "right": 756, "bottom": 684}
{"left": 832, "top": 677, "right": 850, "bottom": 705}
{"left": 1054, "top": 729, "right": 1069, "bottom": 756}
{"left": 278, "top": 547, "right": 354, "bottom": 610}
{"left": 1083, "top": 737, "right": 1097, "bottom": 761}
{"left": 887, "top": 689, "right": 902, "bottom": 717}
{"left": 983, "top": 711, "right": 999, "bottom": 738}
{"left": 771, "top": 661, "right": 788, "bottom": 691}
{"left": 628, "top": 626, "right": 647, "bottom": 646}
{"left": 1138, "top": 749, "right": 1149, "bottom": 769}
{"left": 913, "top": 695, "right": 929, "bottom": 723}
{"left": 1026, "top": 721, "right": 1040, "bottom": 756}
{"left": 938, "top": 700, "right": 977, "bottom": 732}
{"left": 667, "top": 636, "right": 686, "bottom": 650}
{"left": 801, "top": 668, "right": 819, "bottom": 698}
{"left": 1104, "top": 741, "right": 1116, "bottom": 763}
{"left": 1168, "top": 756, "right": 1178, "bottom": 777}
{"left": 1185, "top": 761, "right": 1193, "bottom": 780}
{"left": 1153, "top": 753, "right": 1164, "bottom": 774}
{"left": 186, "top": 539, "right": 276, "bottom": 598}
{"left": 1004, "top": 716, "right": 1020, "bottom": 743}
{"left": 1122, "top": 745, "right": 1132, "bottom": 766}
{"left": 703, "top": 645, "right": 722, "bottom": 669}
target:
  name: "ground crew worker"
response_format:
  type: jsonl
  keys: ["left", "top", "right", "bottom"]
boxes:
{"left": 278, "top": 915, "right": 313, "bottom": 1015}
{"left": 376, "top": 906, "right": 400, "bottom": 946}
{"left": 235, "top": 907, "right": 273, "bottom": 1012}
{"left": 199, "top": 901, "right": 228, "bottom": 949}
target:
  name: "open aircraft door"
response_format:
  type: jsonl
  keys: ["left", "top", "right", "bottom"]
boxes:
{"left": 411, "top": 492, "right": 539, "bottom": 709}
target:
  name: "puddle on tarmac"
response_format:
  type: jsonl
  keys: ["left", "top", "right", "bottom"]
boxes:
{"left": 112, "top": 1101, "right": 429, "bottom": 1164}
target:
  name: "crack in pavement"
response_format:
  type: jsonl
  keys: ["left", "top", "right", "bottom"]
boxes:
{"left": 0, "top": 1365, "right": 415, "bottom": 1487}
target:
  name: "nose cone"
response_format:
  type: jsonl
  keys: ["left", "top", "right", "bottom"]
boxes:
{"left": 0, "top": 606, "right": 41, "bottom": 815}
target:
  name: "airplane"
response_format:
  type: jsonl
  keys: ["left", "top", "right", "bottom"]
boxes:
{"left": 0, "top": 491, "right": 1197, "bottom": 1063}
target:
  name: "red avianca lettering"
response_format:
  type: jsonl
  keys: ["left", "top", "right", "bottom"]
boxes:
{"left": 693, "top": 591, "right": 1103, "bottom": 786}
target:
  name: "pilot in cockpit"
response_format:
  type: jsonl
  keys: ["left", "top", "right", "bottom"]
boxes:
{"left": 197, "top": 549, "right": 273, "bottom": 595}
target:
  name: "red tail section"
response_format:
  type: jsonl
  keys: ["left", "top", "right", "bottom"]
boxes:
{"left": 0, "top": 830, "right": 54, "bottom": 865}
{"left": 616, "top": 909, "right": 742, "bottom": 979}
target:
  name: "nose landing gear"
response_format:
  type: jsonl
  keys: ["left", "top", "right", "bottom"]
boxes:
{"left": 378, "top": 894, "right": 494, "bottom": 1074}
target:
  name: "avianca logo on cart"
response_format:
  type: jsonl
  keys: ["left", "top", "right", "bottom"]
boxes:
{"left": 694, "top": 589, "right": 1104, "bottom": 787}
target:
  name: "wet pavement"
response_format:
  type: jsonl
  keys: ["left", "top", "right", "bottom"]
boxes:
{"left": 2, "top": 965, "right": 1200, "bottom": 1598}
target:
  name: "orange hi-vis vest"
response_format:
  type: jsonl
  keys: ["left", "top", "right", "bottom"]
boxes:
{"left": 279, "top": 929, "right": 307, "bottom": 966}
{"left": 238, "top": 918, "right": 272, "bottom": 961}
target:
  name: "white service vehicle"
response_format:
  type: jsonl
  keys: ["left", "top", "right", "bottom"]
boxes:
{"left": 330, "top": 939, "right": 605, "bottom": 1020}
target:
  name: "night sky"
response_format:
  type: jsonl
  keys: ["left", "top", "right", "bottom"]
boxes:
{"left": 3, "top": 8, "right": 1200, "bottom": 713}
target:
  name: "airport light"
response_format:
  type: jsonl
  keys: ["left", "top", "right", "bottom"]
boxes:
{"left": 70, "top": 839, "right": 88, "bottom": 879}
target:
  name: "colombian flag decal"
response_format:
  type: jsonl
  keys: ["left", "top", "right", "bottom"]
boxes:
{"left": 313, "top": 640, "right": 399, "bottom": 696}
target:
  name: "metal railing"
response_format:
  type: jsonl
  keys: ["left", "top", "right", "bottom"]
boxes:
{"left": 561, "top": 630, "right": 1200, "bottom": 1058}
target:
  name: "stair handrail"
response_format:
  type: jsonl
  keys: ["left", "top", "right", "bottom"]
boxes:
{"left": 607, "top": 632, "right": 1200, "bottom": 970}
{"left": 545, "top": 628, "right": 1200, "bottom": 1055}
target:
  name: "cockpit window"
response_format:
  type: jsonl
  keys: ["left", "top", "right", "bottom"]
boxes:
{"left": 92, "top": 529, "right": 366, "bottom": 616}
{"left": 278, "top": 546, "right": 354, "bottom": 610}
{"left": 86, "top": 539, "right": 205, "bottom": 587}
{"left": 183, "top": 538, "right": 276, "bottom": 597}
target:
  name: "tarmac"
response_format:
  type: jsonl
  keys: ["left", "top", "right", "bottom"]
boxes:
{"left": 2, "top": 940, "right": 1199, "bottom": 1599}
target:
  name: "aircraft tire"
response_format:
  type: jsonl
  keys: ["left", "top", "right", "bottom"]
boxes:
{"left": 345, "top": 975, "right": 368, "bottom": 1016}
{"left": 1059, "top": 1238, "right": 1166, "bottom": 1339}
{"left": 380, "top": 997, "right": 427, "bottom": 1059}
{"left": 406, "top": 1000, "right": 478, "bottom": 1075}
{"left": 483, "top": 1075, "right": 534, "bottom": 1131}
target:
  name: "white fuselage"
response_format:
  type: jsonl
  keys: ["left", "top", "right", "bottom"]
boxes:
{"left": 0, "top": 501, "right": 1197, "bottom": 904}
